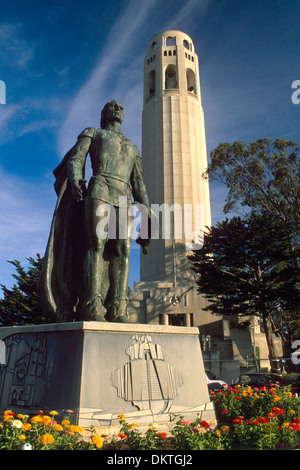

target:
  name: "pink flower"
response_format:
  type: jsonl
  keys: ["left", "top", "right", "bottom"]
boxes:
{"left": 181, "top": 420, "right": 191, "bottom": 426}
{"left": 194, "top": 426, "right": 206, "bottom": 433}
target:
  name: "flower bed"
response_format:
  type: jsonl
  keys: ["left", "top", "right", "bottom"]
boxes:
{"left": 0, "top": 409, "right": 104, "bottom": 450}
{"left": 1, "top": 383, "right": 299, "bottom": 450}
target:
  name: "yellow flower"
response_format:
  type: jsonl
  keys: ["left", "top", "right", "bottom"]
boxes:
{"left": 17, "top": 414, "right": 26, "bottom": 420}
{"left": 22, "top": 423, "right": 31, "bottom": 431}
{"left": 0, "top": 424, "right": 3, "bottom": 429}
{"left": 31, "top": 415, "right": 43, "bottom": 424}
{"left": 128, "top": 423, "right": 138, "bottom": 429}
{"left": 220, "top": 425, "right": 230, "bottom": 434}
{"left": 289, "top": 410, "right": 296, "bottom": 415}
{"left": 41, "top": 415, "right": 52, "bottom": 425}
{"left": 40, "top": 434, "right": 55, "bottom": 445}
{"left": 61, "top": 419, "right": 70, "bottom": 426}
{"left": 91, "top": 435, "right": 104, "bottom": 448}
{"left": 283, "top": 423, "right": 290, "bottom": 428}
{"left": 18, "top": 435, "right": 26, "bottom": 440}
{"left": 118, "top": 414, "right": 126, "bottom": 423}
{"left": 53, "top": 424, "right": 64, "bottom": 431}
{"left": 273, "top": 396, "right": 281, "bottom": 402}
{"left": 66, "top": 425, "right": 83, "bottom": 434}
{"left": 50, "top": 410, "right": 59, "bottom": 416}
{"left": 148, "top": 423, "right": 158, "bottom": 431}
{"left": 215, "top": 429, "right": 221, "bottom": 437}
{"left": 3, "top": 415, "right": 13, "bottom": 422}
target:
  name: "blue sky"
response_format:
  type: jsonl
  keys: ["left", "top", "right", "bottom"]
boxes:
{"left": 0, "top": 0, "right": 299, "bottom": 291}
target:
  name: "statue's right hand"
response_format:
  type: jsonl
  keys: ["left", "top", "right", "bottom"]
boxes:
{"left": 72, "top": 179, "right": 87, "bottom": 202}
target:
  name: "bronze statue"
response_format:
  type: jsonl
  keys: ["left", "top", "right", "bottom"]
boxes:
{"left": 39, "top": 100, "right": 151, "bottom": 323}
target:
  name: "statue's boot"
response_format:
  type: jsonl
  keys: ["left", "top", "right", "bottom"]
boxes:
{"left": 82, "top": 295, "right": 107, "bottom": 322}
{"left": 109, "top": 298, "right": 132, "bottom": 323}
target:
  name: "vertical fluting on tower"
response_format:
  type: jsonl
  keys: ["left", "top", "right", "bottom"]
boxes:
{"left": 140, "top": 31, "right": 211, "bottom": 284}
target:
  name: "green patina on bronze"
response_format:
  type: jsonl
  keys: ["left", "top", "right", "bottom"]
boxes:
{"left": 39, "top": 100, "right": 150, "bottom": 323}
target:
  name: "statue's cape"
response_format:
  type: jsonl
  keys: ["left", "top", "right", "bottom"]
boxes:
{"left": 39, "top": 147, "right": 86, "bottom": 321}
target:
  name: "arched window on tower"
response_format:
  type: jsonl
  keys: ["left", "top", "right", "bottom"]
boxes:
{"left": 183, "top": 39, "right": 192, "bottom": 51}
{"left": 186, "top": 68, "right": 196, "bottom": 94}
{"left": 165, "top": 64, "right": 177, "bottom": 89}
{"left": 166, "top": 36, "right": 175, "bottom": 46}
{"left": 147, "top": 69, "right": 156, "bottom": 98}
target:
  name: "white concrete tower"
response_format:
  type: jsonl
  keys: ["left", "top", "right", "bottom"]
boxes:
{"left": 129, "top": 30, "right": 217, "bottom": 330}
{"left": 140, "top": 30, "right": 211, "bottom": 284}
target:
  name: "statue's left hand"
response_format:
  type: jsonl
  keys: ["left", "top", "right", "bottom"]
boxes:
{"left": 72, "top": 179, "right": 87, "bottom": 202}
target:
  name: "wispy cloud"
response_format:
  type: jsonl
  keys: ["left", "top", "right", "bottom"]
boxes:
{"left": 167, "top": 0, "right": 213, "bottom": 29}
{"left": 0, "top": 23, "right": 34, "bottom": 70}
{"left": 58, "top": 0, "right": 158, "bottom": 155}
{"left": 0, "top": 167, "right": 53, "bottom": 287}
{"left": 0, "top": 104, "right": 22, "bottom": 131}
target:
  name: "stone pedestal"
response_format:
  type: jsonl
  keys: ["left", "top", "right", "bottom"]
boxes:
{"left": 0, "top": 322, "right": 215, "bottom": 429}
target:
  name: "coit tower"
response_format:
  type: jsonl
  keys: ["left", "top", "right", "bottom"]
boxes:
{"left": 140, "top": 30, "right": 211, "bottom": 285}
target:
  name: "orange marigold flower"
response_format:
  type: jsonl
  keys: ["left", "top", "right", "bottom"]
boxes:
{"left": 128, "top": 423, "right": 138, "bottom": 429}
{"left": 158, "top": 432, "right": 168, "bottom": 439}
{"left": 53, "top": 424, "right": 64, "bottom": 431}
{"left": 41, "top": 415, "right": 52, "bottom": 425}
{"left": 40, "top": 434, "right": 55, "bottom": 445}
{"left": 61, "top": 419, "right": 70, "bottom": 426}
{"left": 22, "top": 423, "right": 32, "bottom": 431}
{"left": 220, "top": 425, "right": 230, "bottom": 434}
{"left": 118, "top": 432, "right": 127, "bottom": 440}
{"left": 66, "top": 425, "right": 83, "bottom": 433}
{"left": 91, "top": 435, "right": 104, "bottom": 448}
{"left": 31, "top": 415, "right": 43, "bottom": 424}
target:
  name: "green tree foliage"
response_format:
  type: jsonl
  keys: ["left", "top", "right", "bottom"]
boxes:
{"left": 0, "top": 254, "right": 54, "bottom": 326}
{"left": 201, "top": 137, "right": 300, "bottom": 354}
{"left": 205, "top": 138, "right": 300, "bottom": 226}
{"left": 189, "top": 214, "right": 300, "bottom": 360}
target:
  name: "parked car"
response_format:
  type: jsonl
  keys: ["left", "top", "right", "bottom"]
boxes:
{"left": 233, "top": 372, "right": 300, "bottom": 389}
{"left": 205, "top": 369, "right": 228, "bottom": 391}
{"left": 291, "top": 375, "right": 300, "bottom": 396}
{"left": 233, "top": 373, "right": 274, "bottom": 388}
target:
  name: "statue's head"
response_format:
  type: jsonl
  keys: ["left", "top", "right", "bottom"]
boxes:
{"left": 100, "top": 100, "right": 124, "bottom": 128}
